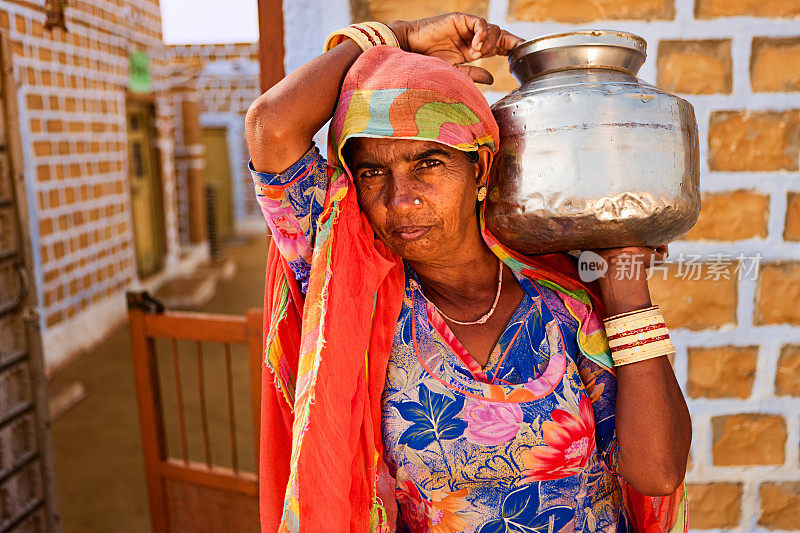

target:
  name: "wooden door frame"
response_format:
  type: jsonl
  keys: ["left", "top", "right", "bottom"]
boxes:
{"left": 256, "top": 0, "right": 286, "bottom": 93}
{"left": 0, "top": 30, "right": 61, "bottom": 532}
{"left": 200, "top": 114, "right": 246, "bottom": 230}
{"left": 125, "top": 97, "right": 168, "bottom": 279}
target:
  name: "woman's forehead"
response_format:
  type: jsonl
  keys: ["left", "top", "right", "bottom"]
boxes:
{"left": 347, "top": 137, "right": 459, "bottom": 163}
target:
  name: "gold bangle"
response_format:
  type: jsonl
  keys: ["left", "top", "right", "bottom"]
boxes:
{"left": 324, "top": 26, "right": 372, "bottom": 52}
{"left": 613, "top": 339, "right": 675, "bottom": 360}
{"left": 614, "top": 349, "right": 675, "bottom": 366}
{"left": 604, "top": 314, "right": 666, "bottom": 338}
{"left": 604, "top": 307, "right": 661, "bottom": 328}
{"left": 360, "top": 22, "right": 399, "bottom": 48}
{"left": 603, "top": 305, "right": 659, "bottom": 323}
{"left": 612, "top": 339, "right": 676, "bottom": 364}
{"left": 613, "top": 339, "right": 676, "bottom": 361}
{"left": 607, "top": 326, "right": 670, "bottom": 349}
{"left": 324, "top": 22, "right": 399, "bottom": 52}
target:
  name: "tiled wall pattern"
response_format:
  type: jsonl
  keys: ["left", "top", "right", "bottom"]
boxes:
{"left": 345, "top": 0, "right": 800, "bottom": 529}
{"left": 168, "top": 43, "right": 262, "bottom": 221}
{"left": 0, "top": 0, "right": 179, "bottom": 333}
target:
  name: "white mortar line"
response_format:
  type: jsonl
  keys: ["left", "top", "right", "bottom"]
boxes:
{"left": 753, "top": 343, "right": 780, "bottom": 400}
{"left": 742, "top": 479, "right": 759, "bottom": 532}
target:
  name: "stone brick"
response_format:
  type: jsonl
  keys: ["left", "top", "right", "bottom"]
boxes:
{"left": 647, "top": 263, "right": 737, "bottom": 330}
{"left": 712, "top": 414, "right": 786, "bottom": 465}
{"left": 708, "top": 110, "right": 800, "bottom": 171}
{"left": 776, "top": 344, "right": 800, "bottom": 395}
{"left": 657, "top": 39, "right": 731, "bottom": 94}
{"left": 755, "top": 262, "right": 800, "bottom": 325}
{"left": 751, "top": 37, "right": 800, "bottom": 92}
{"left": 351, "top": 0, "right": 489, "bottom": 23}
{"left": 46, "top": 311, "right": 63, "bottom": 327}
{"left": 696, "top": 0, "right": 800, "bottom": 18}
{"left": 26, "top": 94, "right": 43, "bottom": 110}
{"left": 686, "top": 483, "right": 742, "bottom": 529}
{"left": 31, "top": 20, "right": 43, "bottom": 38}
{"left": 784, "top": 192, "right": 800, "bottom": 241}
{"left": 46, "top": 120, "right": 63, "bottom": 133}
{"left": 683, "top": 190, "right": 768, "bottom": 241}
{"left": 759, "top": 483, "right": 800, "bottom": 530}
{"left": 53, "top": 242, "right": 65, "bottom": 260}
{"left": 36, "top": 165, "right": 50, "bottom": 181}
{"left": 33, "top": 142, "right": 51, "bottom": 157}
{"left": 687, "top": 346, "right": 757, "bottom": 398}
{"left": 509, "top": 0, "right": 674, "bottom": 22}
{"left": 39, "top": 218, "right": 53, "bottom": 237}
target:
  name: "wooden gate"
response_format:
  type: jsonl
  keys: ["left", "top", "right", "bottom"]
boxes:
{"left": 126, "top": 291, "right": 262, "bottom": 533}
{"left": 0, "top": 31, "right": 60, "bottom": 533}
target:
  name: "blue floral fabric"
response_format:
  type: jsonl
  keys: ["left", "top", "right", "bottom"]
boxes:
{"left": 381, "top": 267, "right": 627, "bottom": 532}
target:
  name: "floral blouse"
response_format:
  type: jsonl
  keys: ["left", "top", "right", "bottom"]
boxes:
{"left": 251, "top": 144, "right": 629, "bottom": 532}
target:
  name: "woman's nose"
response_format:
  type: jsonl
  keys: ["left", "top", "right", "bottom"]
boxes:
{"left": 387, "top": 174, "right": 421, "bottom": 211}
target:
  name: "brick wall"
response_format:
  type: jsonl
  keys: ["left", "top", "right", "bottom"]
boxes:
{"left": 0, "top": 0, "right": 197, "bottom": 369}
{"left": 2, "top": 0, "right": 172, "bottom": 321}
{"left": 298, "top": 0, "right": 800, "bottom": 529}
{"left": 168, "top": 43, "right": 262, "bottom": 226}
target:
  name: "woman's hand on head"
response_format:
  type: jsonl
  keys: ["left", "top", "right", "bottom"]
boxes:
{"left": 389, "top": 13, "right": 524, "bottom": 84}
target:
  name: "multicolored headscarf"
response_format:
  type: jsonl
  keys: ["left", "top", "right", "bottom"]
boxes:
{"left": 260, "top": 45, "right": 685, "bottom": 533}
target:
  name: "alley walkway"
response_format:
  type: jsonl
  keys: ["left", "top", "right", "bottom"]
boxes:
{"left": 48, "top": 233, "right": 270, "bottom": 533}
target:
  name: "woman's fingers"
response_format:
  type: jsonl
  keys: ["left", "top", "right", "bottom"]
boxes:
{"left": 653, "top": 244, "right": 668, "bottom": 263}
{"left": 420, "top": 12, "right": 522, "bottom": 65}
{"left": 470, "top": 23, "right": 512, "bottom": 58}
{"left": 496, "top": 30, "right": 525, "bottom": 55}
{"left": 478, "top": 24, "right": 503, "bottom": 56}
{"left": 592, "top": 246, "right": 671, "bottom": 270}
{"left": 648, "top": 245, "right": 669, "bottom": 267}
{"left": 468, "top": 16, "right": 488, "bottom": 54}
{"left": 455, "top": 64, "right": 494, "bottom": 84}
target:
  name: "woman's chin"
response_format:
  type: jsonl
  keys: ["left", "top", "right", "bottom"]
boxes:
{"left": 385, "top": 236, "right": 440, "bottom": 263}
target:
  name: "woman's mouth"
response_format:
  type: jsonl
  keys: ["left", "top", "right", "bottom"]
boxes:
{"left": 393, "top": 225, "right": 431, "bottom": 240}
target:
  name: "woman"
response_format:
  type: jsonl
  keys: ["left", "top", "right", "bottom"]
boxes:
{"left": 246, "top": 12, "right": 691, "bottom": 533}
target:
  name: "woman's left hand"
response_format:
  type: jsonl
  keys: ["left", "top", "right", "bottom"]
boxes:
{"left": 592, "top": 244, "right": 669, "bottom": 278}
{"left": 389, "top": 13, "right": 524, "bottom": 84}
{"left": 589, "top": 244, "right": 669, "bottom": 316}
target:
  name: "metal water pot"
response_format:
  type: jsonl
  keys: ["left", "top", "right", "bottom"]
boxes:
{"left": 485, "top": 30, "right": 700, "bottom": 254}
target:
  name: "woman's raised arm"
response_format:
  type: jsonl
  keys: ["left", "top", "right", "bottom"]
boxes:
{"left": 245, "top": 38, "right": 363, "bottom": 174}
{"left": 245, "top": 14, "right": 522, "bottom": 174}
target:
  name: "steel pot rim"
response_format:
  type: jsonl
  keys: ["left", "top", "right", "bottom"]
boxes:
{"left": 510, "top": 30, "right": 647, "bottom": 61}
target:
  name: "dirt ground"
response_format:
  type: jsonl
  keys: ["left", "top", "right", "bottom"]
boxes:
{"left": 48, "top": 233, "right": 270, "bottom": 533}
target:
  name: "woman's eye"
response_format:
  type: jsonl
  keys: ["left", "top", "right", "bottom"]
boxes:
{"left": 418, "top": 159, "right": 441, "bottom": 170}
{"left": 361, "top": 169, "right": 384, "bottom": 178}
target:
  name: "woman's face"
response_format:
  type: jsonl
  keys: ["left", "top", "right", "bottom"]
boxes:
{"left": 347, "top": 138, "right": 492, "bottom": 264}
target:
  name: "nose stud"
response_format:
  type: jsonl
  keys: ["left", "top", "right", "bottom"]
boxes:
{"left": 413, "top": 198, "right": 421, "bottom": 205}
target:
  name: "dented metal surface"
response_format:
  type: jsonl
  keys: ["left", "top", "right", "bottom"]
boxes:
{"left": 486, "top": 30, "right": 700, "bottom": 254}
